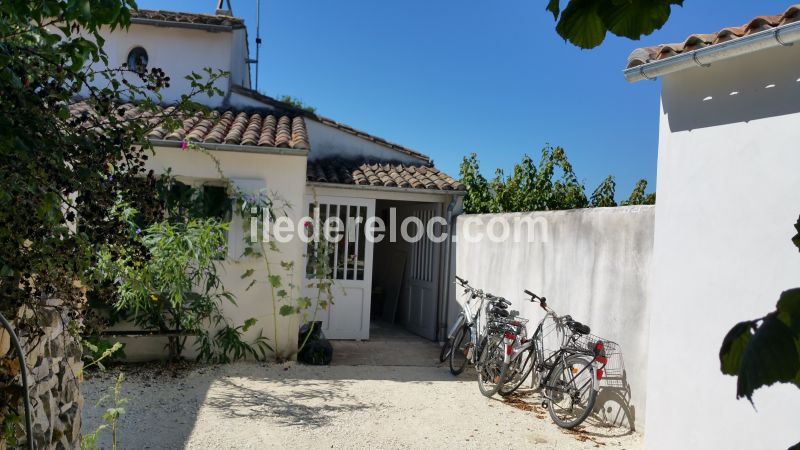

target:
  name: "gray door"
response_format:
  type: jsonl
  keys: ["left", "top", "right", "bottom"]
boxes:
{"left": 397, "top": 203, "right": 442, "bottom": 340}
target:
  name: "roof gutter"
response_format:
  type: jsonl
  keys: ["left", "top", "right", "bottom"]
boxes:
{"left": 625, "top": 21, "right": 800, "bottom": 83}
{"left": 149, "top": 139, "right": 308, "bottom": 157}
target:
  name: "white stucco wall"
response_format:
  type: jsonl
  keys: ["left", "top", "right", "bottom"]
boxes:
{"left": 118, "top": 146, "right": 308, "bottom": 360}
{"left": 454, "top": 206, "right": 654, "bottom": 430}
{"left": 228, "top": 28, "right": 251, "bottom": 89}
{"left": 96, "top": 23, "right": 245, "bottom": 106}
{"left": 646, "top": 43, "right": 800, "bottom": 449}
{"left": 305, "top": 120, "right": 429, "bottom": 164}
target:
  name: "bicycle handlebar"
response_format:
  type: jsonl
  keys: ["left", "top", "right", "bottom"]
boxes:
{"left": 455, "top": 275, "right": 467, "bottom": 285}
{"left": 524, "top": 289, "right": 548, "bottom": 310}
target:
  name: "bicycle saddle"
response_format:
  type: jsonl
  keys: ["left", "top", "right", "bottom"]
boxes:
{"left": 491, "top": 307, "right": 510, "bottom": 317}
{"left": 567, "top": 319, "right": 590, "bottom": 335}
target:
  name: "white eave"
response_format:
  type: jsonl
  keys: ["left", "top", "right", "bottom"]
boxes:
{"left": 624, "top": 21, "right": 800, "bottom": 83}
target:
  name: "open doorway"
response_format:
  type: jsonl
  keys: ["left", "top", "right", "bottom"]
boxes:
{"left": 370, "top": 199, "right": 444, "bottom": 341}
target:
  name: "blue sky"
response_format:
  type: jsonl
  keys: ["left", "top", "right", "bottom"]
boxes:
{"left": 136, "top": 0, "right": 791, "bottom": 199}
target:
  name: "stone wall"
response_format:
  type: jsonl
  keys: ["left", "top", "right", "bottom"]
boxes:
{"left": 0, "top": 302, "right": 83, "bottom": 449}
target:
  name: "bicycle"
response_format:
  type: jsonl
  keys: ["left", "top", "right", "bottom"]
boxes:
{"left": 499, "top": 289, "right": 609, "bottom": 429}
{"left": 449, "top": 276, "right": 519, "bottom": 397}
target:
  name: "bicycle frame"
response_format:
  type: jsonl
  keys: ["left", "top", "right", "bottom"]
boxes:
{"left": 512, "top": 309, "right": 603, "bottom": 394}
{"left": 452, "top": 281, "right": 499, "bottom": 366}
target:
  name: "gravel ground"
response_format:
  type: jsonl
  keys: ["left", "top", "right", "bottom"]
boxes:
{"left": 82, "top": 362, "right": 642, "bottom": 449}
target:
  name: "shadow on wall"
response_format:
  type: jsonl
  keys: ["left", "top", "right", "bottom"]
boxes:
{"left": 663, "top": 44, "right": 800, "bottom": 132}
{"left": 589, "top": 349, "right": 636, "bottom": 432}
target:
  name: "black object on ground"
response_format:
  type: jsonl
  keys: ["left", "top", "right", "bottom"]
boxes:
{"left": 297, "top": 321, "right": 333, "bottom": 365}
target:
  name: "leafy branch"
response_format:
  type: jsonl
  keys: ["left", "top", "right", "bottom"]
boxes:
{"left": 719, "top": 216, "right": 800, "bottom": 402}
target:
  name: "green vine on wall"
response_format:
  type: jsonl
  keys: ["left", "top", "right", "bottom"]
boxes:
{"left": 191, "top": 146, "right": 335, "bottom": 361}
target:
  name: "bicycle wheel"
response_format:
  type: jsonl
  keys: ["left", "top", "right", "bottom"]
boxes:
{"left": 477, "top": 335, "right": 507, "bottom": 397}
{"left": 439, "top": 337, "right": 453, "bottom": 363}
{"left": 546, "top": 355, "right": 597, "bottom": 429}
{"left": 499, "top": 347, "right": 535, "bottom": 397}
{"left": 448, "top": 324, "right": 470, "bottom": 375}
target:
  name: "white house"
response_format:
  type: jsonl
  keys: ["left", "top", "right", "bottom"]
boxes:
{"left": 93, "top": 8, "right": 465, "bottom": 358}
{"left": 625, "top": 5, "right": 800, "bottom": 449}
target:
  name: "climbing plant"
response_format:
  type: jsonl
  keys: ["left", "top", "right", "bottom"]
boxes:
{"left": 186, "top": 146, "right": 335, "bottom": 361}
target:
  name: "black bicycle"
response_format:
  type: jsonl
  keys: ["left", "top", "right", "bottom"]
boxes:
{"left": 499, "top": 290, "right": 609, "bottom": 429}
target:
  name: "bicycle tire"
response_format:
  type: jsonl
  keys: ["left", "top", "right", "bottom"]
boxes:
{"left": 439, "top": 338, "right": 454, "bottom": 363}
{"left": 499, "top": 347, "right": 535, "bottom": 397}
{"left": 448, "top": 324, "right": 469, "bottom": 375}
{"left": 546, "top": 355, "right": 597, "bottom": 429}
{"left": 477, "top": 335, "right": 508, "bottom": 397}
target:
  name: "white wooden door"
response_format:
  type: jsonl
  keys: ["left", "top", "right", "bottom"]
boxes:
{"left": 302, "top": 196, "right": 375, "bottom": 340}
{"left": 398, "top": 203, "right": 441, "bottom": 340}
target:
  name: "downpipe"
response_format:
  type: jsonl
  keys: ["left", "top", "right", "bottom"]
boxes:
{"left": 0, "top": 312, "right": 34, "bottom": 450}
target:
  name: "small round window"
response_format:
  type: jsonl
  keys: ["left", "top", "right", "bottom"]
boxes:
{"left": 126, "top": 47, "right": 148, "bottom": 73}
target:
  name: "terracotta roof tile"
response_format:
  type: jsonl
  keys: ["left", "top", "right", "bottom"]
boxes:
{"left": 68, "top": 102, "right": 310, "bottom": 150}
{"left": 307, "top": 159, "right": 464, "bottom": 191}
{"left": 230, "top": 85, "right": 432, "bottom": 164}
{"left": 130, "top": 9, "right": 245, "bottom": 29}
{"left": 627, "top": 5, "right": 800, "bottom": 68}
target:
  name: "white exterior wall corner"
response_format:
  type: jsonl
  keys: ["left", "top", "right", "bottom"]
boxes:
{"left": 120, "top": 146, "right": 308, "bottom": 360}
{"left": 454, "top": 206, "right": 654, "bottom": 431}
{"left": 645, "top": 44, "right": 800, "bottom": 449}
{"left": 229, "top": 28, "right": 251, "bottom": 89}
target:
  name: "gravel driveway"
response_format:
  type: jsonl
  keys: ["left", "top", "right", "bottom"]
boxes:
{"left": 83, "top": 362, "right": 642, "bottom": 449}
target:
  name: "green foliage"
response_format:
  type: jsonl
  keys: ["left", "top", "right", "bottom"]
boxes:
{"left": 196, "top": 148, "right": 332, "bottom": 361}
{"left": 198, "top": 322, "right": 271, "bottom": 364}
{"left": 0, "top": 1, "right": 218, "bottom": 437}
{"left": 96, "top": 213, "right": 263, "bottom": 362}
{"left": 546, "top": 0, "right": 684, "bottom": 49}
{"left": 82, "top": 373, "right": 127, "bottom": 450}
{"left": 278, "top": 95, "right": 317, "bottom": 114}
{"left": 460, "top": 153, "right": 494, "bottom": 214}
{"left": 81, "top": 340, "right": 125, "bottom": 374}
{"left": 1, "top": 0, "right": 226, "bottom": 377}
{"left": 622, "top": 179, "right": 656, "bottom": 206}
{"left": 459, "top": 147, "right": 654, "bottom": 213}
{"left": 719, "top": 217, "right": 800, "bottom": 402}
{"left": 590, "top": 175, "right": 617, "bottom": 207}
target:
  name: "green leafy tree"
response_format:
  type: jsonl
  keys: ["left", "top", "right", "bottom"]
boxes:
{"left": 0, "top": 0, "right": 224, "bottom": 324}
{"left": 0, "top": 1, "right": 226, "bottom": 440}
{"left": 546, "top": 146, "right": 589, "bottom": 209}
{"left": 460, "top": 146, "right": 592, "bottom": 213}
{"left": 460, "top": 153, "right": 494, "bottom": 214}
{"left": 546, "top": 0, "right": 684, "bottom": 49}
{"left": 719, "top": 217, "right": 800, "bottom": 407}
{"left": 622, "top": 179, "right": 656, "bottom": 206}
{"left": 590, "top": 175, "right": 617, "bottom": 207}
{"left": 460, "top": 148, "right": 653, "bottom": 213}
